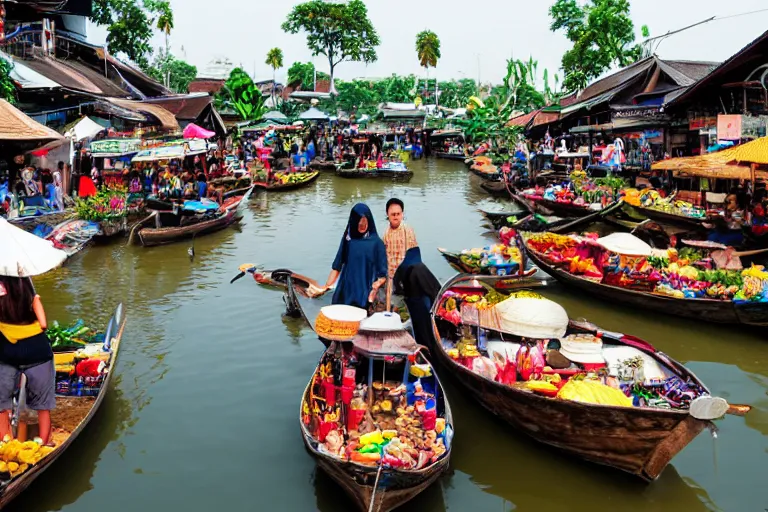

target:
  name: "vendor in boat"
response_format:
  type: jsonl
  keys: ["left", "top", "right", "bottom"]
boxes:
{"left": 382, "top": 198, "right": 418, "bottom": 279}
{"left": 0, "top": 277, "right": 55, "bottom": 446}
{"left": 706, "top": 191, "right": 747, "bottom": 246}
{"left": 319, "top": 203, "right": 387, "bottom": 309}
{"left": 393, "top": 247, "right": 441, "bottom": 347}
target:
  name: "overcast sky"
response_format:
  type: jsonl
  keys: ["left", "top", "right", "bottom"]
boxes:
{"left": 88, "top": 0, "right": 768, "bottom": 88}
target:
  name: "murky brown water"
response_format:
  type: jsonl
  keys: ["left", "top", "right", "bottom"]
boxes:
{"left": 11, "top": 158, "right": 767, "bottom": 512}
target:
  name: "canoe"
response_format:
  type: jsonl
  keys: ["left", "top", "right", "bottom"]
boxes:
{"left": 428, "top": 274, "right": 736, "bottom": 480}
{"left": 299, "top": 334, "right": 452, "bottom": 511}
{"left": 0, "top": 304, "right": 126, "bottom": 508}
{"left": 479, "top": 180, "right": 511, "bottom": 198}
{"left": 230, "top": 265, "right": 317, "bottom": 291}
{"left": 435, "top": 254, "right": 546, "bottom": 286}
{"left": 468, "top": 166, "right": 500, "bottom": 181}
{"left": 522, "top": 239, "right": 768, "bottom": 327}
{"left": 253, "top": 171, "right": 320, "bottom": 192}
{"left": 520, "top": 195, "right": 611, "bottom": 218}
{"left": 622, "top": 203, "right": 707, "bottom": 230}
{"left": 434, "top": 151, "right": 467, "bottom": 161}
{"left": 335, "top": 167, "right": 413, "bottom": 181}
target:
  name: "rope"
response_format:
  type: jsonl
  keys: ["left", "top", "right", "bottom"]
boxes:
{"left": 367, "top": 464, "right": 384, "bottom": 512}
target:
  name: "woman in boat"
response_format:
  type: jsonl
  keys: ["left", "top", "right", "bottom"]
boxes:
{"left": 707, "top": 191, "right": 747, "bottom": 246}
{"left": 0, "top": 276, "right": 55, "bottom": 445}
{"left": 320, "top": 203, "right": 387, "bottom": 309}
{"left": 393, "top": 247, "right": 441, "bottom": 347}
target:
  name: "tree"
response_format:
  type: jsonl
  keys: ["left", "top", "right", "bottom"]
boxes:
{"left": 0, "top": 59, "right": 15, "bottom": 104}
{"left": 143, "top": 50, "right": 197, "bottom": 94}
{"left": 415, "top": 30, "right": 441, "bottom": 73}
{"left": 265, "top": 48, "right": 284, "bottom": 106}
{"left": 550, "top": 0, "right": 646, "bottom": 92}
{"left": 216, "top": 68, "right": 268, "bottom": 121}
{"left": 282, "top": 0, "right": 380, "bottom": 93}
{"left": 287, "top": 61, "right": 329, "bottom": 90}
{"left": 92, "top": 0, "right": 170, "bottom": 68}
{"left": 154, "top": 0, "right": 173, "bottom": 87}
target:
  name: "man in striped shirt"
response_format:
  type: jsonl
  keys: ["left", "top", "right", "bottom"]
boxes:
{"left": 383, "top": 198, "right": 418, "bottom": 280}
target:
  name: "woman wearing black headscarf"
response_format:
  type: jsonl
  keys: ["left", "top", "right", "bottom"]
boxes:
{"left": 393, "top": 247, "right": 441, "bottom": 347}
{"left": 322, "top": 203, "right": 388, "bottom": 308}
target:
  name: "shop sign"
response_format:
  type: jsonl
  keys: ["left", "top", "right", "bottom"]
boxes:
{"left": 717, "top": 115, "right": 742, "bottom": 140}
{"left": 613, "top": 107, "right": 663, "bottom": 120}
{"left": 689, "top": 117, "right": 716, "bottom": 130}
{"left": 90, "top": 138, "right": 142, "bottom": 156}
{"left": 643, "top": 129, "right": 663, "bottom": 140}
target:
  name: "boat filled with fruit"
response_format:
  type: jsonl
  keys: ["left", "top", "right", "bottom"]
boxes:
{"left": 300, "top": 309, "right": 452, "bottom": 512}
{"left": 428, "top": 274, "right": 743, "bottom": 480}
{"left": 622, "top": 188, "right": 708, "bottom": 229}
{"left": 0, "top": 305, "right": 125, "bottom": 508}
{"left": 521, "top": 231, "right": 768, "bottom": 326}
{"left": 254, "top": 171, "right": 320, "bottom": 191}
{"left": 438, "top": 242, "right": 523, "bottom": 276}
{"left": 518, "top": 173, "right": 624, "bottom": 218}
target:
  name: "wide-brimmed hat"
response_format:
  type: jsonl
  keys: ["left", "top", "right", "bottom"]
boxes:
{"left": 558, "top": 334, "right": 605, "bottom": 364}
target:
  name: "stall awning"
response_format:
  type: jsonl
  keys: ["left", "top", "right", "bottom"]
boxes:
{"left": 105, "top": 98, "right": 180, "bottom": 132}
{"left": 0, "top": 51, "right": 60, "bottom": 89}
{"left": 652, "top": 138, "right": 768, "bottom": 179}
{"left": 0, "top": 99, "right": 66, "bottom": 143}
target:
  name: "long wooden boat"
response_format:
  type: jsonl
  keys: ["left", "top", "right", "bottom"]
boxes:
{"left": 520, "top": 194, "right": 615, "bottom": 218}
{"left": 468, "top": 166, "right": 500, "bottom": 181}
{"left": 434, "top": 151, "right": 467, "bottom": 161}
{"left": 253, "top": 171, "right": 320, "bottom": 192}
{"left": 622, "top": 203, "right": 707, "bottom": 230}
{"left": 428, "top": 274, "right": 739, "bottom": 480}
{"left": 300, "top": 331, "right": 452, "bottom": 511}
{"left": 309, "top": 160, "right": 338, "bottom": 172}
{"left": 335, "top": 167, "right": 413, "bottom": 181}
{"left": 479, "top": 180, "right": 511, "bottom": 198}
{"left": 0, "top": 304, "right": 126, "bottom": 508}
{"left": 522, "top": 239, "right": 768, "bottom": 326}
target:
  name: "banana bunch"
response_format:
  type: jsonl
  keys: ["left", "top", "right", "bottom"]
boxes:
{"left": 742, "top": 264, "right": 768, "bottom": 280}
{"left": 0, "top": 438, "right": 55, "bottom": 478}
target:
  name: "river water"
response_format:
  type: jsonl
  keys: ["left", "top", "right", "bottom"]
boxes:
{"left": 14, "top": 158, "right": 768, "bottom": 512}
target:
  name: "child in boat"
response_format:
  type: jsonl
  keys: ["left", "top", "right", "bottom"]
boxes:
{"left": 0, "top": 277, "right": 55, "bottom": 446}
{"left": 318, "top": 203, "right": 387, "bottom": 309}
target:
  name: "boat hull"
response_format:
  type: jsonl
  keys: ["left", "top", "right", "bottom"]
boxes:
{"left": 136, "top": 209, "right": 238, "bottom": 247}
{"left": 0, "top": 305, "right": 126, "bottom": 508}
{"left": 524, "top": 245, "right": 768, "bottom": 326}
{"left": 623, "top": 203, "right": 705, "bottom": 230}
{"left": 253, "top": 171, "right": 320, "bottom": 191}
{"left": 335, "top": 168, "right": 413, "bottom": 181}
{"left": 429, "top": 341, "right": 706, "bottom": 480}
{"left": 434, "top": 151, "right": 467, "bottom": 161}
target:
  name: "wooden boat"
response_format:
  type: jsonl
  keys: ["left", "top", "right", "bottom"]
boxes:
{"left": 253, "top": 171, "right": 320, "bottom": 192}
{"left": 428, "top": 274, "right": 740, "bottom": 480}
{"left": 230, "top": 265, "right": 316, "bottom": 291}
{"left": 309, "top": 160, "right": 338, "bottom": 172}
{"left": 434, "top": 151, "right": 467, "bottom": 161}
{"left": 622, "top": 203, "right": 708, "bottom": 230}
{"left": 435, "top": 253, "right": 546, "bottom": 286}
{"left": 468, "top": 166, "right": 500, "bottom": 181}
{"left": 131, "top": 187, "right": 252, "bottom": 247}
{"left": 300, "top": 330, "right": 453, "bottom": 511}
{"left": 480, "top": 180, "right": 511, "bottom": 198}
{"left": 522, "top": 238, "right": 768, "bottom": 326}
{"left": 0, "top": 304, "right": 126, "bottom": 508}
{"left": 335, "top": 166, "right": 413, "bottom": 181}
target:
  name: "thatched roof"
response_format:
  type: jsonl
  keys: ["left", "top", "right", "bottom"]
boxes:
{"left": 0, "top": 99, "right": 65, "bottom": 143}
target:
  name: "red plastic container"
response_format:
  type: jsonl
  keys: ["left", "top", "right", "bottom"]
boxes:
{"left": 322, "top": 377, "right": 336, "bottom": 405}
{"left": 318, "top": 420, "right": 336, "bottom": 442}
{"left": 340, "top": 385, "right": 354, "bottom": 405}
{"left": 347, "top": 408, "right": 366, "bottom": 431}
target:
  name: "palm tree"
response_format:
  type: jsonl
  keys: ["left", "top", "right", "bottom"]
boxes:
{"left": 415, "top": 30, "right": 441, "bottom": 102}
{"left": 265, "top": 48, "right": 284, "bottom": 107}
{"left": 155, "top": 1, "right": 174, "bottom": 88}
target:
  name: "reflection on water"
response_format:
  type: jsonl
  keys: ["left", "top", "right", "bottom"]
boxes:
{"left": 15, "top": 158, "right": 767, "bottom": 512}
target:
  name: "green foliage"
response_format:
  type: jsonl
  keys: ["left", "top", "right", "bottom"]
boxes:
{"left": 142, "top": 49, "right": 197, "bottom": 94}
{"left": 0, "top": 59, "right": 16, "bottom": 104}
{"left": 415, "top": 30, "right": 441, "bottom": 70}
{"left": 92, "top": 0, "right": 171, "bottom": 68}
{"left": 286, "top": 61, "right": 329, "bottom": 90}
{"left": 216, "top": 68, "right": 267, "bottom": 121}
{"left": 438, "top": 79, "right": 478, "bottom": 109}
{"left": 316, "top": 75, "right": 417, "bottom": 117}
{"left": 266, "top": 48, "right": 284, "bottom": 71}
{"left": 277, "top": 99, "right": 308, "bottom": 122}
{"left": 282, "top": 0, "right": 380, "bottom": 90}
{"left": 550, "top": 0, "right": 644, "bottom": 92}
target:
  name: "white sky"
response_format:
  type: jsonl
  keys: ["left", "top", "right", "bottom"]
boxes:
{"left": 87, "top": 0, "right": 768, "bottom": 88}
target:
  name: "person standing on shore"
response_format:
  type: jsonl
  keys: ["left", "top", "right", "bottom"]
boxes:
{"left": 382, "top": 198, "right": 418, "bottom": 280}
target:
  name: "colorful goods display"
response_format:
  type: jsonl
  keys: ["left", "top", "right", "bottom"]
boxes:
{"left": 521, "top": 174, "right": 624, "bottom": 211}
{"left": 525, "top": 232, "right": 768, "bottom": 303}
{"left": 456, "top": 244, "right": 522, "bottom": 276}
{"left": 272, "top": 171, "right": 316, "bottom": 185}
{"left": 50, "top": 319, "right": 112, "bottom": 397}
{"left": 436, "top": 288, "right": 714, "bottom": 412}
{"left": 623, "top": 188, "right": 706, "bottom": 219}
{"left": 74, "top": 187, "right": 127, "bottom": 222}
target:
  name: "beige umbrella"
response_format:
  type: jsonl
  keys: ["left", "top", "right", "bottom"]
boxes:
{"left": 0, "top": 218, "right": 67, "bottom": 277}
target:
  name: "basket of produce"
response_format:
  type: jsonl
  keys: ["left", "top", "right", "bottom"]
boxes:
{"left": 315, "top": 305, "right": 368, "bottom": 341}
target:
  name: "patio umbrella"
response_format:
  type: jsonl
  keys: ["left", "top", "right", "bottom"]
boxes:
{"left": 0, "top": 218, "right": 67, "bottom": 277}
{"left": 183, "top": 123, "right": 216, "bottom": 139}
{"left": 298, "top": 107, "right": 329, "bottom": 122}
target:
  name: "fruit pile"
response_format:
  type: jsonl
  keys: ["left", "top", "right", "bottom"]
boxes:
{"left": 0, "top": 437, "right": 55, "bottom": 479}
{"left": 273, "top": 172, "right": 315, "bottom": 185}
